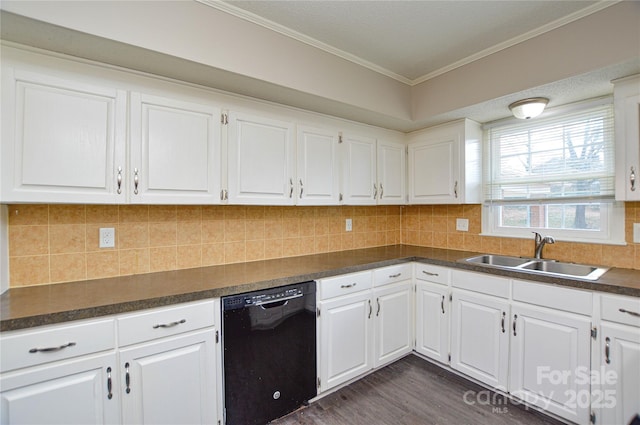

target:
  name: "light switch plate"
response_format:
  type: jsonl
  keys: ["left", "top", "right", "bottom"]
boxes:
{"left": 456, "top": 218, "right": 469, "bottom": 232}
{"left": 634, "top": 223, "right": 640, "bottom": 243}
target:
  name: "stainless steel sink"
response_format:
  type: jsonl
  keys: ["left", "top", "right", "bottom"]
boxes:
{"left": 462, "top": 255, "right": 609, "bottom": 281}
{"left": 464, "top": 254, "right": 531, "bottom": 268}
{"left": 519, "top": 260, "right": 609, "bottom": 280}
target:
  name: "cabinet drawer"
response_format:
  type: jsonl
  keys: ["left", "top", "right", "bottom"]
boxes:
{"left": 0, "top": 318, "right": 115, "bottom": 373}
{"left": 318, "top": 271, "right": 372, "bottom": 300}
{"left": 118, "top": 300, "right": 215, "bottom": 347}
{"left": 415, "top": 263, "right": 450, "bottom": 286}
{"left": 373, "top": 264, "right": 412, "bottom": 287}
{"left": 601, "top": 294, "right": 640, "bottom": 327}
{"left": 452, "top": 269, "right": 509, "bottom": 298}
{"left": 512, "top": 279, "right": 592, "bottom": 315}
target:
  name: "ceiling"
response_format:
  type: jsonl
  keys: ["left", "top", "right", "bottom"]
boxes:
{"left": 218, "top": 0, "right": 604, "bottom": 84}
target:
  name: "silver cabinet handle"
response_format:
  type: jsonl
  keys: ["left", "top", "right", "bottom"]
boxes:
{"left": 422, "top": 270, "right": 439, "bottom": 277}
{"left": 454, "top": 181, "right": 459, "bottom": 198}
{"left": 501, "top": 312, "right": 506, "bottom": 333}
{"left": 223, "top": 189, "right": 228, "bottom": 200}
{"left": 389, "top": 273, "right": 402, "bottom": 278}
{"left": 368, "top": 299, "right": 372, "bottom": 319}
{"left": 289, "top": 178, "right": 293, "bottom": 198}
{"left": 376, "top": 298, "right": 381, "bottom": 317}
{"left": 29, "top": 342, "right": 76, "bottom": 353}
{"left": 441, "top": 295, "right": 445, "bottom": 314}
{"left": 220, "top": 189, "right": 225, "bottom": 201}
{"left": 153, "top": 319, "right": 186, "bottom": 329}
{"left": 373, "top": 183, "right": 378, "bottom": 199}
{"left": 379, "top": 183, "right": 384, "bottom": 198}
{"left": 340, "top": 283, "right": 357, "bottom": 289}
{"left": 619, "top": 308, "right": 640, "bottom": 318}
{"left": 631, "top": 166, "right": 636, "bottom": 192}
{"left": 605, "top": 337, "right": 611, "bottom": 364}
{"left": 513, "top": 314, "right": 518, "bottom": 336}
{"left": 299, "top": 179, "right": 304, "bottom": 198}
{"left": 133, "top": 168, "right": 139, "bottom": 195}
{"left": 107, "top": 367, "right": 113, "bottom": 400}
{"left": 116, "top": 166, "right": 122, "bottom": 194}
{"left": 125, "top": 362, "right": 131, "bottom": 394}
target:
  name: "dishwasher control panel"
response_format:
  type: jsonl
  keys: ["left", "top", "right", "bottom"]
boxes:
{"left": 222, "top": 282, "right": 313, "bottom": 311}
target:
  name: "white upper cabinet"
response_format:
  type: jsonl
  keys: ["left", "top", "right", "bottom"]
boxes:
{"left": 376, "top": 140, "right": 406, "bottom": 205}
{"left": 227, "top": 111, "right": 296, "bottom": 205}
{"left": 614, "top": 75, "right": 640, "bottom": 201}
{"left": 408, "top": 119, "right": 482, "bottom": 204}
{"left": 296, "top": 125, "right": 340, "bottom": 205}
{"left": 1, "top": 67, "right": 126, "bottom": 203}
{"left": 129, "top": 93, "right": 221, "bottom": 204}
{"left": 341, "top": 133, "right": 378, "bottom": 205}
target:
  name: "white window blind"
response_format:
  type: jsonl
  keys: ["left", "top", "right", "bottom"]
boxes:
{"left": 484, "top": 102, "right": 615, "bottom": 204}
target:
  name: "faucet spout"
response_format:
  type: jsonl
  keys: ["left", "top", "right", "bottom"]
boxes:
{"left": 533, "top": 232, "right": 555, "bottom": 259}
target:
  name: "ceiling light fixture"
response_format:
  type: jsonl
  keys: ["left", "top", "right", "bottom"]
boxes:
{"left": 509, "top": 97, "right": 549, "bottom": 119}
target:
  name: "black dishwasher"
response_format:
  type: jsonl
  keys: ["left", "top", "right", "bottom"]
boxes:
{"left": 222, "top": 281, "right": 316, "bottom": 425}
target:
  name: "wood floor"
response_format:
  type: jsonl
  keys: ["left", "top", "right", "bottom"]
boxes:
{"left": 271, "top": 355, "right": 566, "bottom": 425}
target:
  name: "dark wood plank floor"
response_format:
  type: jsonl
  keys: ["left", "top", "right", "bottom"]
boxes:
{"left": 272, "top": 355, "right": 567, "bottom": 425}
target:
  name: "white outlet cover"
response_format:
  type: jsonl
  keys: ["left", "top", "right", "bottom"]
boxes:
{"left": 345, "top": 218, "right": 353, "bottom": 232}
{"left": 634, "top": 223, "right": 640, "bottom": 243}
{"left": 456, "top": 218, "right": 469, "bottom": 232}
{"left": 100, "top": 227, "right": 115, "bottom": 248}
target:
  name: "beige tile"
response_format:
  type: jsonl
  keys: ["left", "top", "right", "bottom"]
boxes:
{"left": 314, "top": 235, "right": 329, "bottom": 253}
{"left": 149, "top": 205, "right": 177, "bottom": 222}
{"left": 49, "top": 205, "right": 86, "bottom": 225}
{"left": 404, "top": 230, "right": 419, "bottom": 245}
{"left": 571, "top": 243, "right": 603, "bottom": 265}
{"left": 202, "top": 243, "right": 224, "bottom": 266}
{"left": 224, "top": 206, "right": 247, "bottom": 220}
{"left": 119, "top": 223, "right": 149, "bottom": 249}
{"left": 328, "top": 234, "right": 342, "bottom": 252}
{"left": 177, "top": 221, "right": 202, "bottom": 245}
{"left": 50, "top": 253, "right": 86, "bottom": 283}
{"left": 50, "top": 224, "right": 86, "bottom": 254}
{"left": 246, "top": 240, "right": 265, "bottom": 261}
{"left": 8, "top": 204, "right": 48, "bottom": 225}
{"left": 177, "top": 245, "right": 202, "bottom": 269}
{"left": 602, "top": 244, "right": 634, "bottom": 268}
{"left": 419, "top": 231, "right": 433, "bottom": 247}
{"left": 300, "top": 218, "right": 315, "bottom": 237}
{"left": 299, "top": 237, "right": 315, "bottom": 255}
{"left": 265, "top": 206, "right": 283, "bottom": 220}
{"left": 353, "top": 232, "right": 367, "bottom": 249}
{"left": 150, "top": 247, "right": 177, "bottom": 272}
{"left": 119, "top": 205, "right": 149, "bottom": 223}
{"left": 265, "top": 219, "right": 284, "bottom": 239}
{"left": 224, "top": 242, "right": 246, "bottom": 264}
{"left": 149, "top": 222, "right": 177, "bottom": 247}
{"left": 447, "top": 233, "right": 464, "bottom": 250}
{"left": 9, "top": 255, "right": 50, "bottom": 286}
{"left": 341, "top": 233, "right": 354, "bottom": 250}
{"left": 86, "top": 251, "right": 119, "bottom": 280}
{"left": 119, "top": 248, "right": 150, "bottom": 275}
{"left": 177, "top": 206, "right": 202, "bottom": 222}
{"left": 463, "top": 234, "right": 482, "bottom": 252}
{"left": 283, "top": 238, "right": 301, "bottom": 257}
{"left": 202, "top": 220, "right": 225, "bottom": 244}
{"left": 265, "top": 239, "right": 284, "bottom": 259}
{"left": 224, "top": 219, "right": 246, "bottom": 242}
{"left": 283, "top": 218, "right": 301, "bottom": 239}
{"left": 246, "top": 206, "right": 265, "bottom": 220}
{"left": 433, "top": 232, "right": 447, "bottom": 249}
{"left": 387, "top": 230, "right": 401, "bottom": 245}
{"left": 9, "top": 225, "right": 49, "bottom": 256}
{"left": 481, "top": 236, "right": 502, "bottom": 255}
{"left": 202, "top": 206, "right": 225, "bottom": 221}
{"left": 328, "top": 217, "right": 343, "bottom": 235}
{"left": 86, "top": 205, "right": 118, "bottom": 224}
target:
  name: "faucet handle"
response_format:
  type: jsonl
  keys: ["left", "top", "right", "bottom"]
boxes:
{"left": 544, "top": 236, "right": 555, "bottom": 244}
{"left": 532, "top": 231, "right": 542, "bottom": 243}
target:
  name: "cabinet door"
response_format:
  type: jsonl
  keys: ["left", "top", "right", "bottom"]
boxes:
{"left": 296, "top": 125, "right": 340, "bottom": 205}
{"left": 0, "top": 352, "right": 119, "bottom": 424}
{"left": 227, "top": 111, "right": 295, "bottom": 205}
{"left": 599, "top": 323, "right": 640, "bottom": 425}
{"left": 373, "top": 281, "right": 413, "bottom": 368}
{"left": 377, "top": 140, "right": 406, "bottom": 205}
{"left": 614, "top": 83, "right": 640, "bottom": 200}
{"left": 450, "top": 290, "right": 509, "bottom": 390}
{"left": 342, "top": 134, "right": 377, "bottom": 205}
{"left": 318, "top": 291, "right": 373, "bottom": 392}
{"left": 408, "top": 131, "right": 460, "bottom": 204}
{"left": 415, "top": 281, "right": 450, "bottom": 364}
{"left": 129, "top": 93, "right": 221, "bottom": 204}
{"left": 119, "top": 329, "right": 218, "bottom": 425}
{"left": 509, "top": 303, "right": 591, "bottom": 425}
{"left": 1, "top": 68, "right": 126, "bottom": 203}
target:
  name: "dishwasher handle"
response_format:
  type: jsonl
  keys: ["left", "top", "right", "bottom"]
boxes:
{"left": 256, "top": 292, "right": 303, "bottom": 308}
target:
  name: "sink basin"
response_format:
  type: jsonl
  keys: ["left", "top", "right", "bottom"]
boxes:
{"left": 464, "top": 255, "right": 531, "bottom": 268}
{"left": 462, "top": 254, "right": 609, "bottom": 281}
{"left": 520, "top": 260, "right": 609, "bottom": 280}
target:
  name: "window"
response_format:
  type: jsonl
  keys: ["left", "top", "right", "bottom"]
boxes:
{"left": 482, "top": 98, "right": 625, "bottom": 244}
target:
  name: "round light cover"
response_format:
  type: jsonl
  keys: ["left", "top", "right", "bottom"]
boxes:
{"left": 509, "top": 97, "right": 549, "bottom": 119}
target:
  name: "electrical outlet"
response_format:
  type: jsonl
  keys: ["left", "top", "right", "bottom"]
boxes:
{"left": 634, "top": 223, "right": 640, "bottom": 243}
{"left": 345, "top": 218, "right": 353, "bottom": 232}
{"left": 100, "top": 227, "right": 115, "bottom": 248}
{"left": 456, "top": 218, "right": 469, "bottom": 232}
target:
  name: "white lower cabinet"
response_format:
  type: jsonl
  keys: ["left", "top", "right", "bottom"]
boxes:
{"left": 119, "top": 329, "right": 217, "bottom": 425}
{"left": 414, "top": 264, "right": 451, "bottom": 364}
{"left": 0, "top": 352, "right": 119, "bottom": 425}
{"left": 597, "top": 294, "right": 640, "bottom": 425}
{"left": 317, "top": 265, "right": 413, "bottom": 392}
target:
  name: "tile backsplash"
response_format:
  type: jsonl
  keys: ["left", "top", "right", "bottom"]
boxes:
{"left": 6, "top": 202, "right": 639, "bottom": 287}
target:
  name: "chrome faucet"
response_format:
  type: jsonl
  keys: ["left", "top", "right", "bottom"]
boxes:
{"left": 533, "top": 232, "right": 555, "bottom": 259}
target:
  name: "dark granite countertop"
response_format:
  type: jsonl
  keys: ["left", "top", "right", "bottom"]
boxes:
{"left": 2, "top": 245, "right": 639, "bottom": 332}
